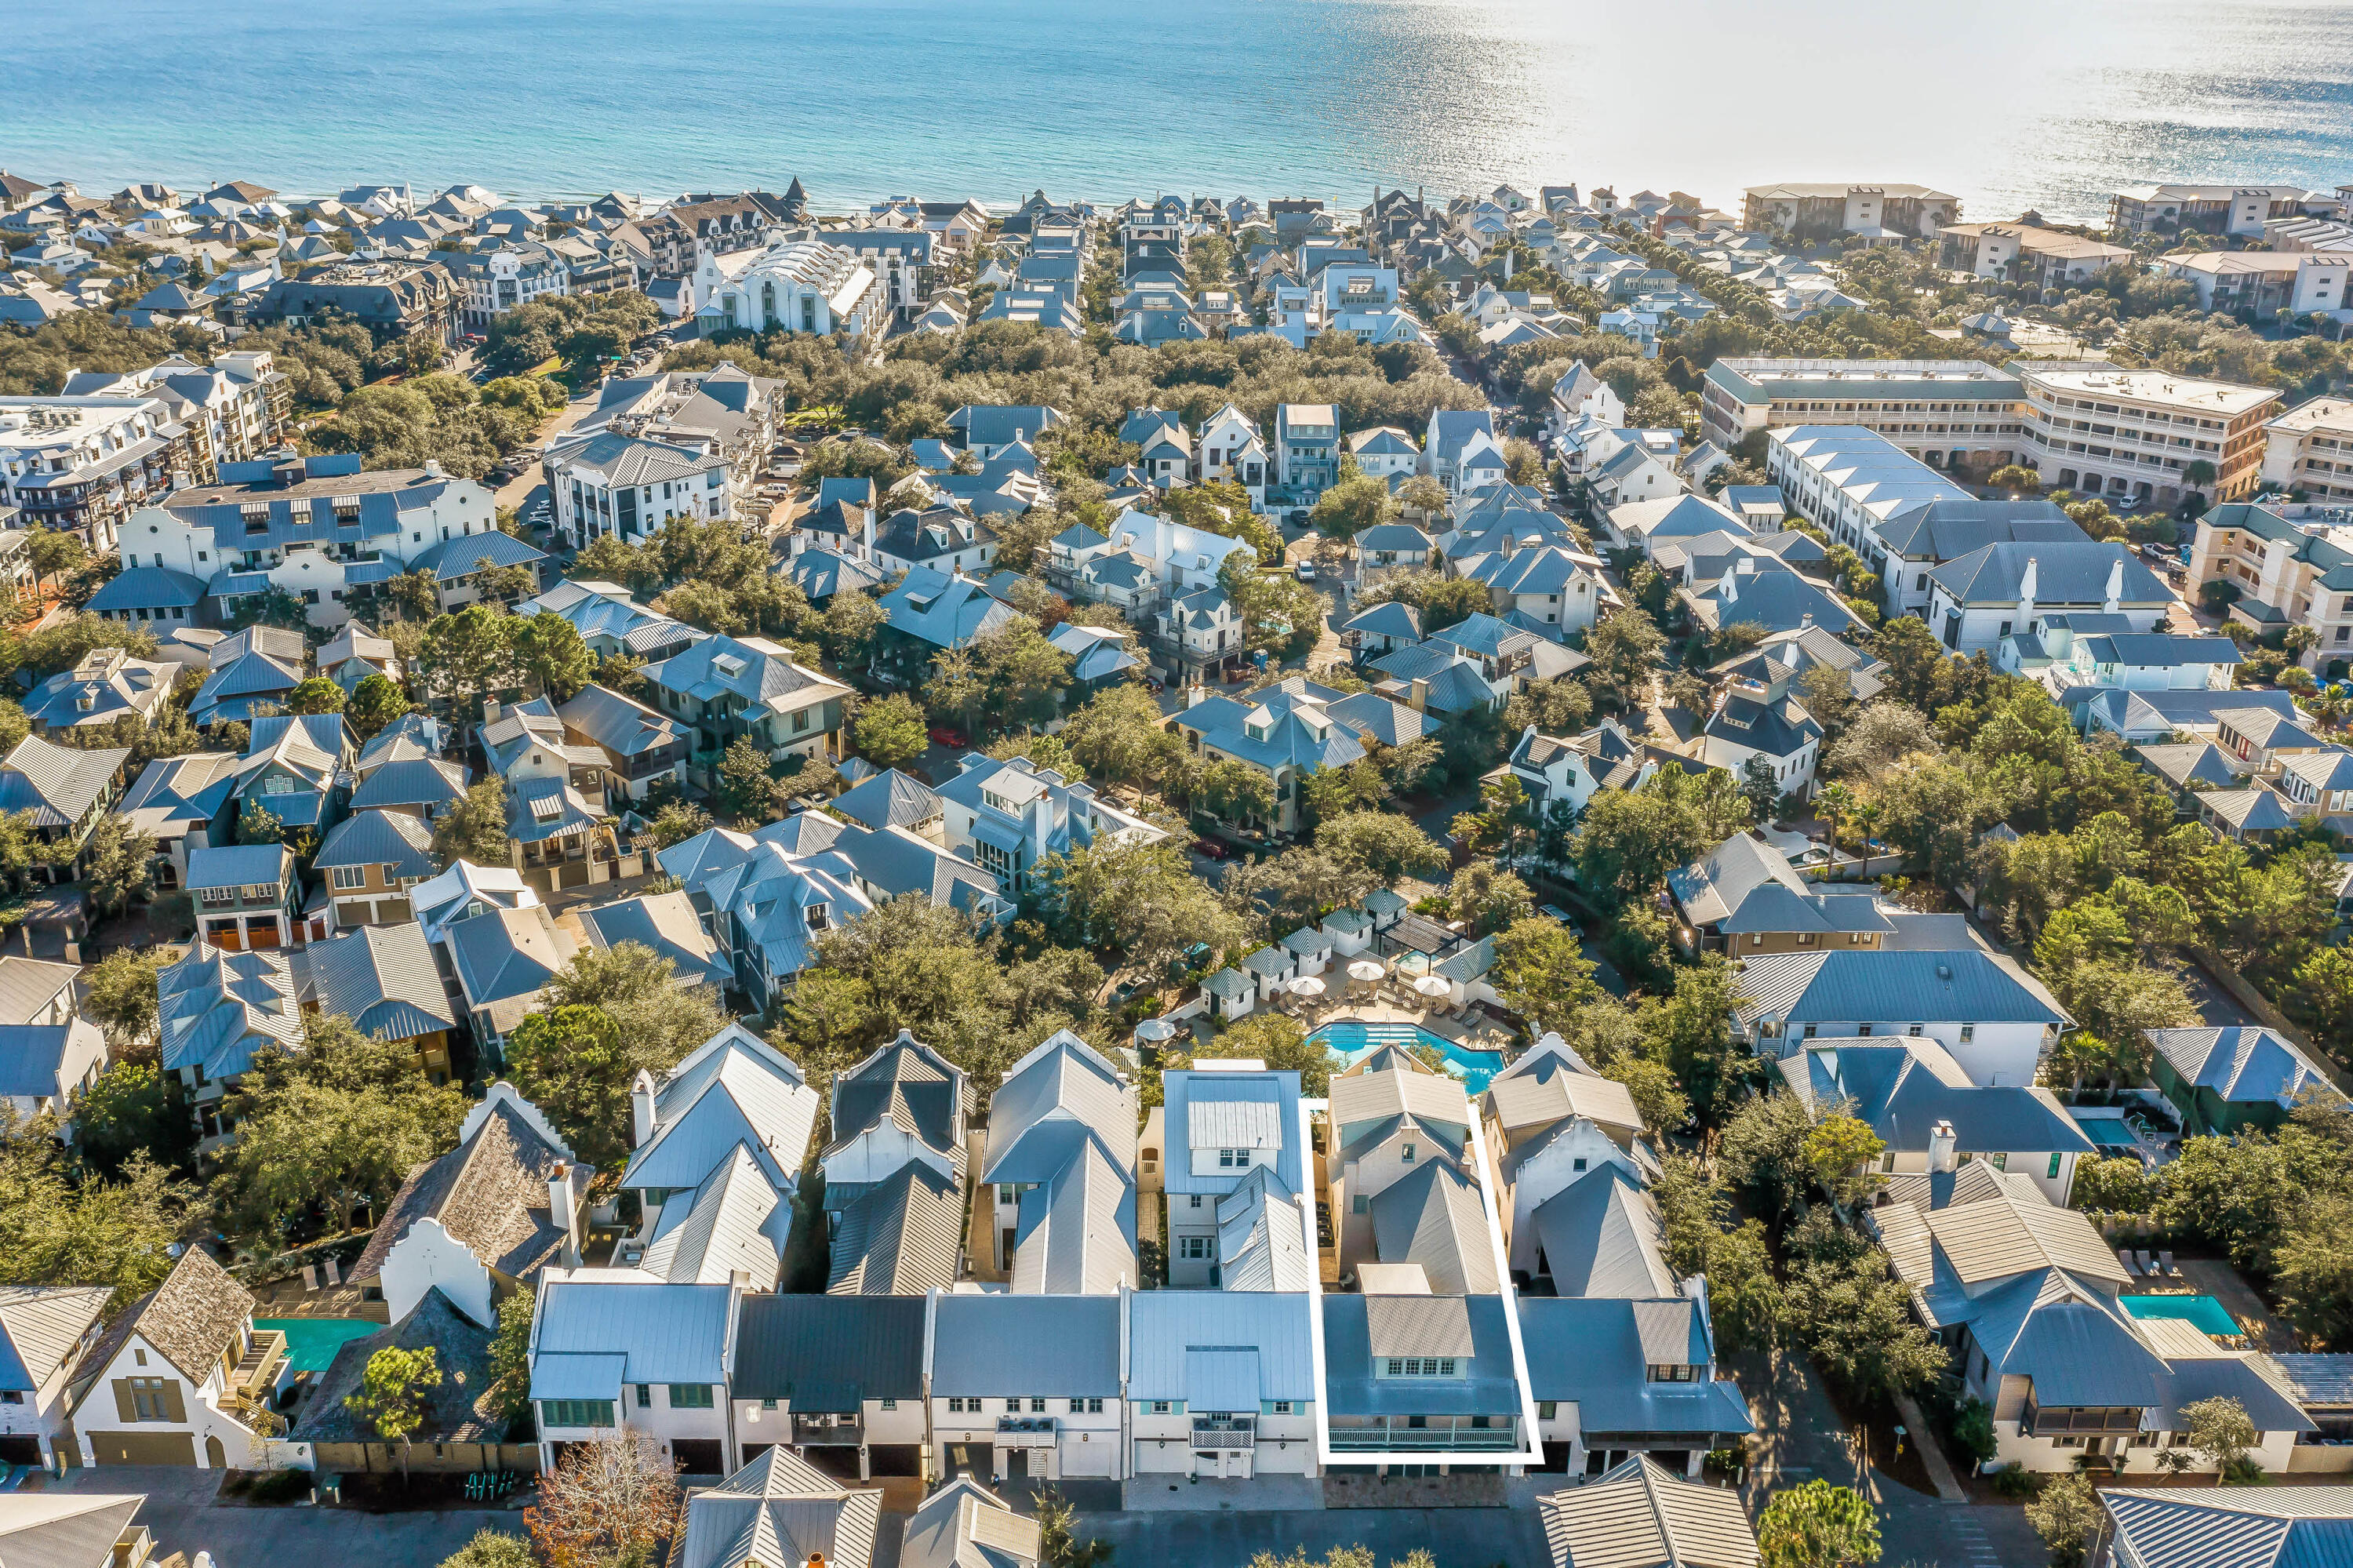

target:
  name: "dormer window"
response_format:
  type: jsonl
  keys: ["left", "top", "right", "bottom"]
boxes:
{"left": 806, "top": 902, "right": 830, "bottom": 932}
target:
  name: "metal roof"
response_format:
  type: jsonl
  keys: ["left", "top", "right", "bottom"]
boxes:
{"left": 1126, "top": 1291, "right": 1316, "bottom": 1403}
{"left": 1537, "top": 1454, "right": 1760, "bottom": 1568}
{"left": 929, "top": 1295, "right": 1122, "bottom": 1398}
{"left": 732, "top": 1293, "right": 926, "bottom": 1406}
{"left": 535, "top": 1279, "right": 730, "bottom": 1386}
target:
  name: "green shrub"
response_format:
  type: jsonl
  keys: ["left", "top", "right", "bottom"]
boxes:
{"left": 1988, "top": 1465, "right": 2041, "bottom": 1500}
{"left": 247, "top": 1468, "right": 312, "bottom": 1504}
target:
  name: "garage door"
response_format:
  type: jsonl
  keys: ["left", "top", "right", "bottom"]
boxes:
{"left": 89, "top": 1430, "right": 195, "bottom": 1465}
{"left": 0, "top": 1435, "right": 42, "bottom": 1466}
{"left": 670, "top": 1439, "right": 725, "bottom": 1477}
{"left": 1058, "top": 1436, "right": 1115, "bottom": 1478}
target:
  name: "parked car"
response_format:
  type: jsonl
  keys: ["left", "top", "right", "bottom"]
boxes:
{"left": 1286, "top": 508, "right": 1309, "bottom": 527}
{"left": 927, "top": 726, "right": 968, "bottom": 748}
{"left": 1538, "top": 903, "right": 1576, "bottom": 929}
{"left": 1191, "top": 838, "right": 1231, "bottom": 860}
{"left": 1294, "top": 560, "right": 1317, "bottom": 581}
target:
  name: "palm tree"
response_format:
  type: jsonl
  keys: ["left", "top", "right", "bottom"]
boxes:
{"left": 1816, "top": 782, "right": 1855, "bottom": 853}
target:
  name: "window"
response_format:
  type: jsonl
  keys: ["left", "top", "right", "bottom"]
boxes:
{"left": 1072, "top": 1397, "right": 1103, "bottom": 1413}
{"left": 635, "top": 1384, "right": 651, "bottom": 1408}
{"left": 759, "top": 1398, "right": 776, "bottom": 1410}
{"left": 1269, "top": 1400, "right": 1293, "bottom": 1414}
{"left": 1150, "top": 1401, "right": 1173, "bottom": 1414}
{"left": 1907, "top": 1024, "right": 1923, "bottom": 1037}
{"left": 1646, "top": 1364, "right": 1700, "bottom": 1383}
{"left": 1351, "top": 1193, "right": 1368, "bottom": 1214}
{"left": 329, "top": 864, "right": 366, "bottom": 890}
{"left": 947, "top": 1397, "right": 970, "bottom": 1413}
{"left": 1537, "top": 1400, "right": 1557, "bottom": 1419}
{"left": 879, "top": 1398, "right": 896, "bottom": 1410}
{"left": 1802, "top": 1024, "right": 1817, "bottom": 1039}
{"left": 2049, "top": 1151, "right": 2064, "bottom": 1180}
{"left": 1959, "top": 1025, "right": 1975, "bottom": 1043}
{"left": 1179, "top": 1236, "right": 1212, "bottom": 1259}
{"left": 1030, "top": 1397, "right": 1048, "bottom": 1413}
{"left": 1188, "top": 1195, "right": 1202, "bottom": 1210}
{"left": 1401, "top": 1143, "right": 1416, "bottom": 1163}
{"left": 669, "top": 1384, "right": 714, "bottom": 1409}
{"left": 1219, "top": 1148, "right": 1246, "bottom": 1168}
{"left": 1006, "top": 1399, "right": 1023, "bottom": 1413}
{"left": 541, "top": 1399, "right": 615, "bottom": 1428}
{"left": 1857, "top": 1023, "right": 1873, "bottom": 1037}
{"left": 129, "top": 1377, "right": 171, "bottom": 1421}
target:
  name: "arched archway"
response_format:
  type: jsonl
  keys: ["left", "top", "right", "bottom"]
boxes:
{"left": 204, "top": 1435, "right": 226, "bottom": 1468}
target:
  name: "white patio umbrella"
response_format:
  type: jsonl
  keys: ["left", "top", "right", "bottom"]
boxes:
{"left": 1414, "top": 974, "right": 1451, "bottom": 999}
{"left": 1134, "top": 1017, "right": 1176, "bottom": 1043}
{"left": 1347, "top": 959, "right": 1386, "bottom": 984}
{"left": 1290, "top": 975, "right": 1326, "bottom": 999}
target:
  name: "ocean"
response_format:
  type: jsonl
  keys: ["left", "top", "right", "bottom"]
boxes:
{"left": 5, "top": 0, "right": 2353, "bottom": 224}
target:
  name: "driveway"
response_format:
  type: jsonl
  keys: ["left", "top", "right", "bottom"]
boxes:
{"left": 1731, "top": 1348, "right": 2044, "bottom": 1567}
{"left": 32, "top": 1467, "right": 522, "bottom": 1567}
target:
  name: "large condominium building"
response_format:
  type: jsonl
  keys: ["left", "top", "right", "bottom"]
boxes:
{"left": 0, "top": 394, "right": 202, "bottom": 551}
{"left": 1699, "top": 359, "right": 2024, "bottom": 471}
{"left": 2153, "top": 249, "right": 2353, "bottom": 322}
{"left": 2190, "top": 500, "right": 2353, "bottom": 666}
{"left": 59, "top": 351, "right": 288, "bottom": 476}
{"left": 2015, "top": 361, "right": 2281, "bottom": 506}
{"left": 2262, "top": 397, "right": 2353, "bottom": 503}
{"left": 1740, "top": 183, "right": 1958, "bottom": 240}
{"left": 248, "top": 260, "right": 457, "bottom": 348}
{"left": 689, "top": 236, "right": 886, "bottom": 349}
{"left": 1935, "top": 224, "right": 2133, "bottom": 289}
{"left": 2111, "top": 184, "right": 2308, "bottom": 238}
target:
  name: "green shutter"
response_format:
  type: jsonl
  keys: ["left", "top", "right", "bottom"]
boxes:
{"left": 112, "top": 1378, "right": 136, "bottom": 1422}
{"left": 161, "top": 1381, "right": 186, "bottom": 1424}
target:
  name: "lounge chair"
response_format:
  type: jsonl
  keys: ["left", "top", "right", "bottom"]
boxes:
{"left": 2136, "top": 1250, "right": 2158, "bottom": 1277}
{"left": 2158, "top": 1250, "right": 2180, "bottom": 1277}
{"left": 2118, "top": 1249, "right": 2141, "bottom": 1276}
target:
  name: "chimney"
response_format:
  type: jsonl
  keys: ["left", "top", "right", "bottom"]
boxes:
{"left": 549, "top": 1162, "right": 580, "bottom": 1262}
{"left": 1929, "top": 1120, "right": 1958, "bottom": 1174}
{"left": 1409, "top": 676, "right": 1430, "bottom": 711}
{"left": 1187, "top": 682, "right": 1207, "bottom": 709}
{"left": 861, "top": 505, "right": 874, "bottom": 559}
{"left": 630, "top": 1069, "right": 657, "bottom": 1148}
{"left": 2103, "top": 555, "right": 2124, "bottom": 615}
{"left": 1799, "top": 612, "right": 1813, "bottom": 630}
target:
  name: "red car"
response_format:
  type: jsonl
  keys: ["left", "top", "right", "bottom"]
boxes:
{"left": 928, "top": 726, "right": 968, "bottom": 748}
{"left": 1191, "top": 839, "right": 1231, "bottom": 860}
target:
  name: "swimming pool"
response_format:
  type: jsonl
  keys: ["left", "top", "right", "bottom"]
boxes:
{"left": 2119, "top": 1294, "right": 2240, "bottom": 1337}
{"left": 1311, "top": 1019, "right": 1505, "bottom": 1093}
{"left": 2079, "top": 1119, "right": 2140, "bottom": 1148}
{"left": 255, "top": 1317, "right": 380, "bottom": 1373}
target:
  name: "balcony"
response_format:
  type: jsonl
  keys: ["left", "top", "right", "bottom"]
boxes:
{"left": 791, "top": 1415, "right": 864, "bottom": 1446}
{"left": 1326, "top": 1421, "right": 1520, "bottom": 1453}
{"left": 1191, "top": 1417, "right": 1257, "bottom": 1450}
{"left": 995, "top": 1416, "right": 1059, "bottom": 1446}
{"left": 111, "top": 1526, "right": 154, "bottom": 1568}
{"left": 228, "top": 1328, "right": 286, "bottom": 1407}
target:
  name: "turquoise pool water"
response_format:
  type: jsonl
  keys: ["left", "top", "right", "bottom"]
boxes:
{"left": 255, "top": 1317, "right": 380, "bottom": 1373}
{"left": 1311, "top": 1020, "right": 1504, "bottom": 1094}
{"left": 2080, "top": 1119, "right": 2140, "bottom": 1147}
{"left": 2119, "top": 1295, "right": 2240, "bottom": 1337}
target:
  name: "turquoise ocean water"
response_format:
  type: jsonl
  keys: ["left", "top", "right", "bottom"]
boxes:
{"left": 5, "top": 0, "right": 2353, "bottom": 222}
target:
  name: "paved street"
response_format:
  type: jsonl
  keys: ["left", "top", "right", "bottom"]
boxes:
{"left": 33, "top": 1467, "right": 522, "bottom": 1568}
{"left": 1077, "top": 1501, "right": 1544, "bottom": 1566}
